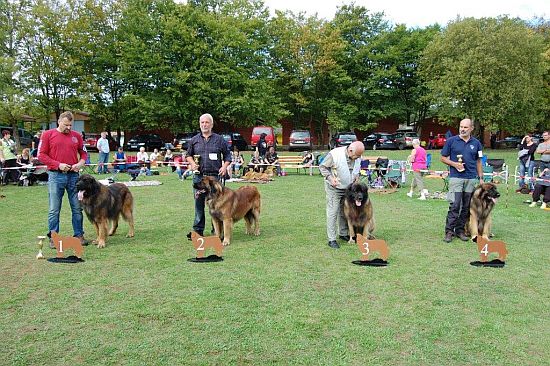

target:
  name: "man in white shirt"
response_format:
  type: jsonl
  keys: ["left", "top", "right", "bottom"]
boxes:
{"left": 97, "top": 131, "right": 110, "bottom": 174}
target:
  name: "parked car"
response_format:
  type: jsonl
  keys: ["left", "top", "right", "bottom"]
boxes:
{"left": 392, "top": 131, "right": 419, "bottom": 150}
{"left": 494, "top": 136, "right": 522, "bottom": 149}
{"left": 83, "top": 133, "right": 118, "bottom": 152}
{"left": 329, "top": 132, "right": 357, "bottom": 150}
{"left": 175, "top": 132, "right": 199, "bottom": 151}
{"left": 125, "top": 134, "right": 164, "bottom": 151}
{"left": 362, "top": 132, "right": 396, "bottom": 150}
{"left": 251, "top": 126, "right": 276, "bottom": 149}
{"left": 289, "top": 130, "right": 312, "bottom": 151}
{"left": 432, "top": 134, "right": 447, "bottom": 149}
{"left": 221, "top": 132, "right": 248, "bottom": 151}
{"left": 0, "top": 126, "right": 33, "bottom": 148}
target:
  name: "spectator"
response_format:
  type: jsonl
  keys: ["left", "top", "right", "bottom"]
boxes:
{"left": 516, "top": 134, "right": 537, "bottom": 192}
{"left": 529, "top": 168, "right": 550, "bottom": 209}
{"left": 407, "top": 139, "right": 428, "bottom": 200}
{"left": 31, "top": 130, "right": 42, "bottom": 157}
{"left": 427, "top": 132, "right": 435, "bottom": 150}
{"left": 0, "top": 129, "right": 19, "bottom": 185}
{"left": 440, "top": 118, "right": 484, "bottom": 243}
{"left": 264, "top": 146, "right": 281, "bottom": 176}
{"left": 113, "top": 147, "right": 127, "bottom": 171}
{"left": 256, "top": 132, "right": 268, "bottom": 158}
{"left": 185, "top": 113, "right": 231, "bottom": 237}
{"left": 535, "top": 131, "right": 550, "bottom": 171}
{"left": 96, "top": 131, "right": 110, "bottom": 174}
{"left": 490, "top": 133, "right": 497, "bottom": 149}
{"left": 302, "top": 151, "right": 314, "bottom": 176}
{"left": 164, "top": 149, "right": 174, "bottom": 167}
{"left": 248, "top": 150, "right": 264, "bottom": 172}
{"left": 17, "top": 148, "right": 32, "bottom": 165}
{"left": 229, "top": 148, "right": 244, "bottom": 178}
{"left": 319, "top": 141, "right": 364, "bottom": 249}
{"left": 150, "top": 148, "right": 159, "bottom": 162}
{"left": 38, "top": 111, "right": 88, "bottom": 247}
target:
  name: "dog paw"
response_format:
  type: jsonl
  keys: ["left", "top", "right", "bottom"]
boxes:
{"left": 97, "top": 242, "right": 106, "bottom": 248}
{"left": 222, "top": 240, "right": 230, "bottom": 246}
{"left": 126, "top": 233, "right": 134, "bottom": 238}
{"left": 348, "top": 239, "right": 355, "bottom": 244}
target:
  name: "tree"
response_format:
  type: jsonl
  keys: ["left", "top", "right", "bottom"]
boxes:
{"left": 420, "top": 17, "right": 547, "bottom": 134}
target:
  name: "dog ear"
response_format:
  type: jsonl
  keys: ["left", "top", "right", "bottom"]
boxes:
{"left": 212, "top": 178, "right": 223, "bottom": 193}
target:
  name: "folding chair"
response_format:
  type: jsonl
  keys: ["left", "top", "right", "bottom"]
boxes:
{"left": 82, "top": 156, "right": 96, "bottom": 174}
{"left": 384, "top": 161, "right": 402, "bottom": 188}
{"left": 486, "top": 158, "right": 507, "bottom": 184}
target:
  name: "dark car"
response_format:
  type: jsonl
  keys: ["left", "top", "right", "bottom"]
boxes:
{"left": 83, "top": 133, "right": 118, "bottom": 152}
{"left": 392, "top": 131, "right": 419, "bottom": 150}
{"left": 126, "top": 134, "right": 164, "bottom": 151}
{"left": 329, "top": 132, "right": 357, "bottom": 149}
{"left": 289, "top": 130, "right": 312, "bottom": 151}
{"left": 362, "top": 133, "right": 396, "bottom": 150}
{"left": 221, "top": 132, "right": 248, "bottom": 152}
{"left": 495, "top": 136, "right": 522, "bottom": 149}
{"left": 175, "top": 132, "right": 199, "bottom": 151}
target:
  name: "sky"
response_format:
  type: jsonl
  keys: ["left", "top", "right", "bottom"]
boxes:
{"left": 262, "top": 0, "right": 548, "bottom": 27}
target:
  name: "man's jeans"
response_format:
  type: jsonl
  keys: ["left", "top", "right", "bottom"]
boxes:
{"left": 98, "top": 152, "right": 109, "bottom": 174}
{"left": 47, "top": 171, "right": 84, "bottom": 237}
{"left": 192, "top": 174, "right": 220, "bottom": 234}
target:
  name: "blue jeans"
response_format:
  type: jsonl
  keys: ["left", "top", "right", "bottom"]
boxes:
{"left": 47, "top": 171, "right": 84, "bottom": 237}
{"left": 192, "top": 174, "right": 220, "bottom": 234}
{"left": 98, "top": 152, "right": 109, "bottom": 174}
{"left": 519, "top": 160, "right": 535, "bottom": 190}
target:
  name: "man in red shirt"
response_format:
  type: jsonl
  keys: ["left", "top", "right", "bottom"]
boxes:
{"left": 38, "top": 111, "right": 88, "bottom": 247}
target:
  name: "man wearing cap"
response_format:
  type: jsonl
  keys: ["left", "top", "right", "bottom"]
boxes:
{"left": 319, "top": 141, "right": 364, "bottom": 249}
{"left": 38, "top": 111, "right": 88, "bottom": 247}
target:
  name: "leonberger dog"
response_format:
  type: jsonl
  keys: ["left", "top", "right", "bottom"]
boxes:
{"left": 343, "top": 182, "right": 375, "bottom": 243}
{"left": 76, "top": 174, "right": 135, "bottom": 248}
{"left": 193, "top": 176, "right": 261, "bottom": 246}
{"left": 467, "top": 182, "right": 500, "bottom": 240}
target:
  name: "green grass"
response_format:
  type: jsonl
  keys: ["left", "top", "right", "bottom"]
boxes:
{"left": 0, "top": 149, "right": 548, "bottom": 365}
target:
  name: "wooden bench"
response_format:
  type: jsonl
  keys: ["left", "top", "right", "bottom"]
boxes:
{"left": 278, "top": 155, "right": 315, "bottom": 174}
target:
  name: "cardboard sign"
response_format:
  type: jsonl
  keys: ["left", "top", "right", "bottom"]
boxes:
{"left": 352, "top": 234, "right": 390, "bottom": 266}
{"left": 189, "top": 231, "right": 224, "bottom": 262}
{"left": 475, "top": 236, "right": 508, "bottom": 262}
{"left": 50, "top": 231, "right": 84, "bottom": 259}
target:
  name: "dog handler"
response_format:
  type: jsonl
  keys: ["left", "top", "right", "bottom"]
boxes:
{"left": 38, "top": 111, "right": 88, "bottom": 247}
{"left": 186, "top": 113, "right": 231, "bottom": 237}
{"left": 440, "top": 118, "right": 484, "bottom": 243}
{"left": 319, "top": 141, "right": 364, "bottom": 249}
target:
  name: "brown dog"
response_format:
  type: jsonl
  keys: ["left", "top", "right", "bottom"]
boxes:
{"left": 344, "top": 182, "right": 375, "bottom": 243}
{"left": 76, "top": 174, "right": 135, "bottom": 248}
{"left": 51, "top": 231, "right": 84, "bottom": 259}
{"left": 467, "top": 182, "right": 500, "bottom": 239}
{"left": 191, "top": 231, "right": 224, "bottom": 258}
{"left": 474, "top": 236, "right": 508, "bottom": 262}
{"left": 356, "top": 234, "right": 389, "bottom": 261}
{"left": 193, "top": 176, "right": 261, "bottom": 246}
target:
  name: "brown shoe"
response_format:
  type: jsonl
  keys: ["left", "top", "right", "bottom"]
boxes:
{"left": 74, "top": 235, "right": 90, "bottom": 246}
{"left": 443, "top": 232, "right": 454, "bottom": 243}
{"left": 457, "top": 232, "right": 469, "bottom": 241}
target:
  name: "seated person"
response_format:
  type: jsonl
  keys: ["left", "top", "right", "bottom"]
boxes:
{"left": 247, "top": 150, "right": 265, "bottom": 172}
{"left": 163, "top": 149, "right": 174, "bottom": 167}
{"left": 149, "top": 148, "right": 160, "bottom": 167}
{"left": 17, "top": 148, "right": 32, "bottom": 166}
{"left": 229, "top": 148, "right": 244, "bottom": 178}
{"left": 529, "top": 168, "right": 550, "bottom": 210}
{"left": 264, "top": 146, "right": 281, "bottom": 176}
{"left": 113, "top": 147, "right": 127, "bottom": 171}
{"left": 173, "top": 154, "right": 192, "bottom": 180}
{"left": 136, "top": 147, "right": 150, "bottom": 168}
{"left": 302, "top": 150, "right": 314, "bottom": 176}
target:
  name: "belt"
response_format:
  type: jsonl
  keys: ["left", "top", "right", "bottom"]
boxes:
{"left": 201, "top": 172, "right": 219, "bottom": 177}
{"left": 51, "top": 170, "right": 78, "bottom": 174}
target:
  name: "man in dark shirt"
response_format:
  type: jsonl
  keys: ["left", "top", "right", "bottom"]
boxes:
{"left": 440, "top": 118, "right": 484, "bottom": 243}
{"left": 186, "top": 113, "right": 231, "bottom": 236}
{"left": 256, "top": 133, "right": 268, "bottom": 158}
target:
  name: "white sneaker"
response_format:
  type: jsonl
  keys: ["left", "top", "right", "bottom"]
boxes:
{"left": 406, "top": 191, "right": 413, "bottom": 198}
{"left": 418, "top": 195, "right": 426, "bottom": 200}
{"left": 541, "top": 202, "right": 547, "bottom": 210}
{"left": 529, "top": 202, "right": 537, "bottom": 208}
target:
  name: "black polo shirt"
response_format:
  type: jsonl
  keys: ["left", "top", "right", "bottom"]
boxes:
{"left": 186, "top": 133, "right": 231, "bottom": 175}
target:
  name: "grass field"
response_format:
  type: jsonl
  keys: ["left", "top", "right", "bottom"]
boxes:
{"left": 0, "top": 148, "right": 548, "bottom": 365}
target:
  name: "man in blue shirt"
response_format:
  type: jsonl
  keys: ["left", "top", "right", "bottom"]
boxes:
{"left": 185, "top": 113, "right": 231, "bottom": 237}
{"left": 440, "top": 118, "right": 484, "bottom": 243}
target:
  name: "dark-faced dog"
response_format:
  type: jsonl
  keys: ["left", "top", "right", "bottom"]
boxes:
{"left": 76, "top": 174, "right": 135, "bottom": 248}
{"left": 467, "top": 182, "right": 500, "bottom": 239}
{"left": 193, "top": 176, "right": 261, "bottom": 246}
{"left": 343, "top": 181, "right": 375, "bottom": 243}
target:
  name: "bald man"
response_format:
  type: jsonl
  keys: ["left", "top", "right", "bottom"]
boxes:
{"left": 440, "top": 118, "right": 484, "bottom": 243}
{"left": 319, "top": 141, "right": 365, "bottom": 248}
